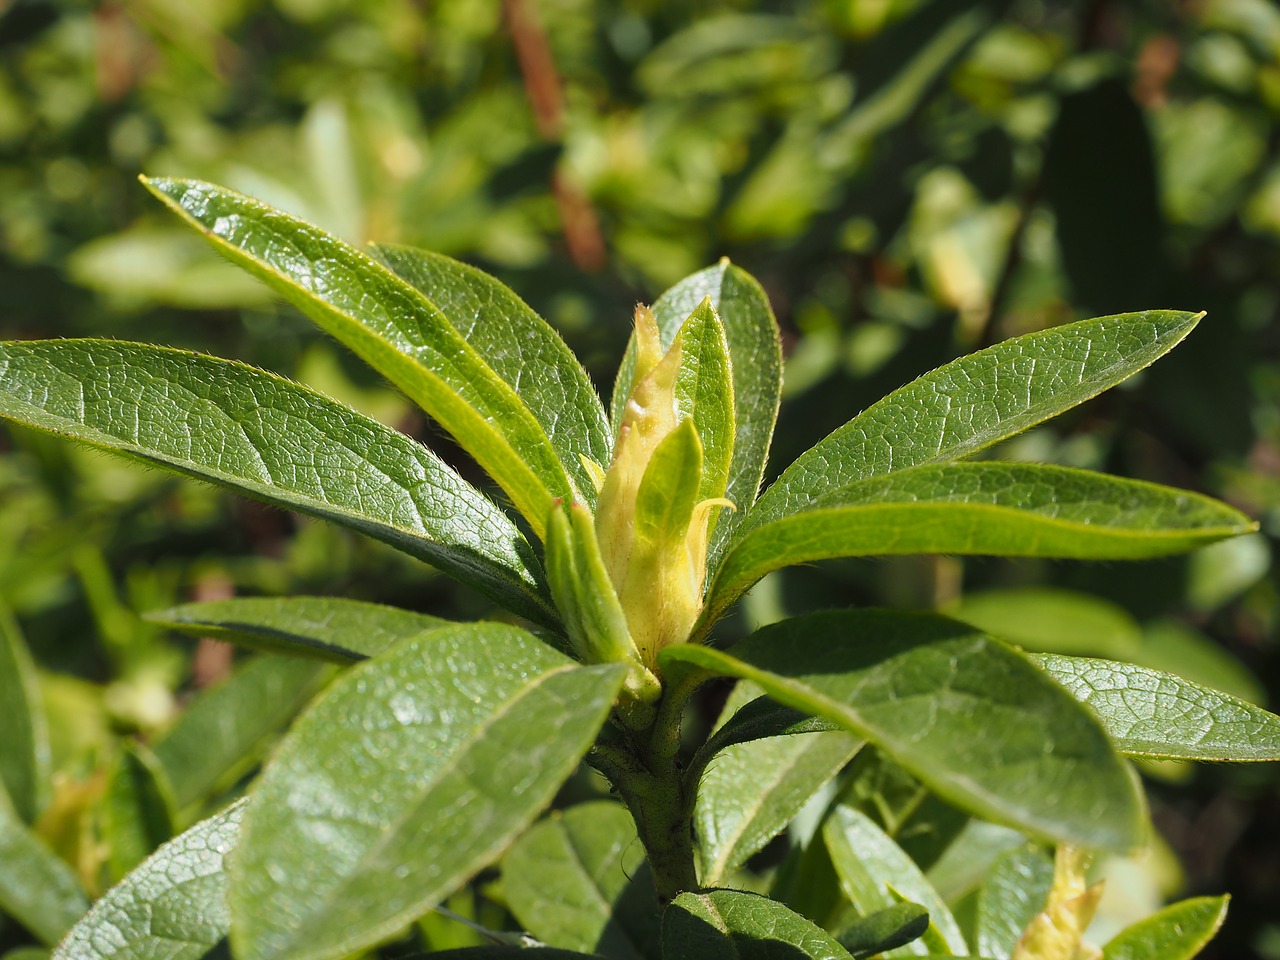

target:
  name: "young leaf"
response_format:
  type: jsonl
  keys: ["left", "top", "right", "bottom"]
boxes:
{"left": 143, "top": 177, "right": 577, "bottom": 534}
{"left": 702, "top": 462, "right": 1255, "bottom": 630}
{"left": 100, "top": 743, "right": 178, "bottom": 886}
{"left": 0, "top": 340, "right": 553, "bottom": 625}
{"left": 229, "top": 624, "right": 627, "bottom": 960}
{"left": 373, "top": 244, "right": 612, "bottom": 504}
{"left": 615, "top": 261, "right": 782, "bottom": 557}
{"left": 152, "top": 656, "right": 326, "bottom": 810}
{"left": 671, "top": 300, "right": 736, "bottom": 517}
{"left": 53, "top": 799, "right": 245, "bottom": 960}
{"left": 744, "top": 310, "right": 1203, "bottom": 532}
{"left": 663, "top": 889, "right": 853, "bottom": 960}
{"left": 502, "top": 802, "right": 658, "bottom": 960}
{"left": 0, "top": 606, "right": 49, "bottom": 824}
{"left": 696, "top": 681, "right": 860, "bottom": 886}
{"left": 1099, "top": 895, "right": 1228, "bottom": 960}
{"left": 975, "top": 844, "right": 1055, "bottom": 959}
{"left": 0, "top": 786, "right": 88, "bottom": 946}
{"left": 822, "top": 804, "right": 967, "bottom": 957}
{"left": 1031, "top": 654, "right": 1280, "bottom": 761}
{"left": 662, "top": 610, "right": 1145, "bottom": 850}
{"left": 145, "top": 596, "right": 451, "bottom": 663}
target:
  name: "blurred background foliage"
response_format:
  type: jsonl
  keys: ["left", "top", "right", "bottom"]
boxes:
{"left": 1, "top": 0, "right": 1279, "bottom": 955}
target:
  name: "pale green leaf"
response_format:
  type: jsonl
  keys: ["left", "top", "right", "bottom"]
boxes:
{"left": 152, "top": 656, "right": 326, "bottom": 810}
{"left": 670, "top": 300, "right": 735, "bottom": 513}
{"left": 975, "top": 844, "right": 1054, "bottom": 959}
{"left": 703, "top": 463, "right": 1254, "bottom": 629}
{"left": 616, "top": 261, "right": 782, "bottom": 560}
{"left": 744, "top": 310, "right": 1203, "bottom": 532}
{"left": 663, "top": 889, "right": 853, "bottom": 960}
{"left": 143, "top": 177, "right": 575, "bottom": 534}
{"left": 1100, "top": 895, "right": 1228, "bottom": 960}
{"left": 53, "top": 800, "right": 244, "bottom": 960}
{"left": 662, "top": 610, "right": 1144, "bottom": 849}
{"left": 1032, "top": 654, "right": 1280, "bottom": 761}
{"left": 0, "top": 607, "right": 49, "bottom": 824}
{"left": 823, "top": 804, "right": 966, "bottom": 957}
{"left": 229, "top": 624, "right": 626, "bottom": 960}
{"left": 696, "top": 681, "right": 860, "bottom": 886}
{"left": 951, "top": 588, "right": 1144, "bottom": 659}
{"left": 374, "top": 244, "right": 611, "bottom": 504}
{"left": 0, "top": 339, "right": 552, "bottom": 624}
{"left": 145, "top": 596, "right": 451, "bottom": 663}
{"left": 0, "top": 786, "right": 88, "bottom": 946}
{"left": 503, "top": 802, "right": 657, "bottom": 960}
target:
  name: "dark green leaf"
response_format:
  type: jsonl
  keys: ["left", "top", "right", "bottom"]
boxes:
{"left": 101, "top": 743, "right": 178, "bottom": 886}
{"left": 699, "top": 696, "right": 840, "bottom": 757}
{"left": 662, "top": 610, "right": 1144, "bottom": 849}
{"left": 229, "top": 625, "right": 626, "bottom": 960}
{"left": 152, "top": 656, "right": 326, "bottom": 810}
{"left": 143, "top": 177, "right": 577, "bottom": 534}
{"left": 975, "top": 844, "right": 1054, "bottom": 959}
{"left": 0, "top": 786, "right": 88, "bottom": 946}
{"left": 413, "top": 951, "right": 601, "bottom": 959}
{"left": 0, "top": 606, "right": 49, "bottom": 824}
{"left": 145, "top": 596, "right": 451, "bottom": 663}
{"left": 1032, "top": 654, "right": 1280, "bottom": 761}
{"left": 835, "top": 903, "right": 929, "bottom": 959}
{"left": 53, "top": 800, "right": 244, "bottom": 960}
{"left": 1100, "top": 895, "right": 1228, "bottom": 960}
{"left": 374, "top": 244, "right": 611, "bottom": 504}
{"left": 503, "top": 802, "right": 657, "bottom": 960}
{"left": 744, "top": 310, "right": 1203, "bottom": 531}
{"left": 663, "top": 890, "right": 852, "bottom": 960}
{"left": 703, "top": 463, "right": 1253, "bottom": 629}
{"left": 0, "top": 339, "right": 552, "bottom": 624}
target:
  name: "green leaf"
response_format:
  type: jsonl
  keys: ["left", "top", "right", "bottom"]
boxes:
{"left": 502, "top": 802, "right": 658, "bottom": 960}
{"left": 53, "top": 800, "right": 244, "bottom": 960}
{"left": 671, "top": 300, "right": 736, "bottom": 512}
{"left": 834, "top": 903, "right": 929, "bottom": 960}
{"left": 616, "top": 261, "right": 782, "bottom": 560}
{"left": 703, "top": 463, "right": 1255, "bottom": 629}
{"left": 951, "top": 587, "right": 1144, "bottom": 659}
{"left": 373, "top": 244, "right": 611, "bottom": 505}
{"left": 152, "top": 656, "right": 326, "bottom": 810}
{"left": 145, "top": 596, "right": 451, "bottom": 663}
{"left": 823, "top": 804, "right": 967, "bottom": 957}
{"left": 744, "top": 310, "right": 1204, "bottom": 532}
{"left": 101, "top": 743, "right": 178, "bottom": 886}
{"left": 229, "top": 624, "right": 626, "bottom": 960}
{"left": 0, "top": 339, "right": 552, "bottom": 624}
{"left": 662, "top": 610, "right": 1144, "bottom": 849}
{"left": 663, "top": 889, "right": 853, "bottom": 960}
{"left": 410, "top": 951, "right": 601, "bottom": 959}
{"left": 143, "top": 177, "right": 575, "bottom": 535}
{"left": 696, "top": 681, "right": 860, "bottom": 886}
{"left": 698, "top": 696, "right": 841, "bottom": 756}
{"left": 0, "top": 606, "right": 49, "bottom": 824}
{"left": 975, "top": 844, "right": 1054, "bottom": 959}
{"left": 1032, "top": 654, "right": 1280, "bottom": 761}
{"left": 1100, "top": 895, "right": 1228, "bottom": 960}
{"left": 0, "top": 786, "right": 88, "bottom": 946}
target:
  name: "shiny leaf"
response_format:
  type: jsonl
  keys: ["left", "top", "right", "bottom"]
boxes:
{"left": 663, "top": 889, "right": 852, "bottom": 960}
{"left": 1100, "top": 895, "right": 1228, "bottom": 960}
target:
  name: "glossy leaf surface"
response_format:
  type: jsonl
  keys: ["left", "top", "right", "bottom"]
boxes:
{"left": 145, "top": 596, "right": 450, "bottom": 663}
{"left": 835, "top": 903, "right": 929, "bottom": 959}
{"left": 663, "top": 610, "right": 1144, "bottom": 849}
{"left": 823, "top": 804, "right": 966, "bottom": 957}
{"left": 704, "top": 463, "right": 1253, "bottom": 628}
{"left": 1100, "top": 895, "right": 1228, "bottom": 960}
{"left": 152, "top": 656, "right": 325, "bottom": 810}
{"left": 374, "top": 243, "right": 611, "bottom": 504}
{"left": 0, "top": 607, "right": 49, "bottom": 824}
{"left": 616, "top": 261, "right": 782, "bottom": 560}
{"left": 229, "top": 625, "right": 626, "bottom": 960}
{"left": 697, "top": 681, "right": 860, "bottom": 886}
{"left": 503, "top": 802, "right": 656, "bottom": 960}
{"left": 1033, "top": 654, "right": 1280, "bottom": 761}
{"left": 0, "top": 787, "right": 88, "bottom": 946}
{"left": 144, "top": 177, "right": 575, "bottom": 533}
{"left": 745, "top": 310, "right": 1202, "bottom": 530}
{"left": 0, "top": 339, "right": 551, "bottom": 623}
{"left": 663, "top": 889, "right": 852, "bottom": 960}
{"left": 53, "top": 800, "right": 244, "bottom": 960}
{"left": 975, "top": 844, "right": 1054, "bottom": 959}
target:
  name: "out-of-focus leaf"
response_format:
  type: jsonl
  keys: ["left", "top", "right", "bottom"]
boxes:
{"left": 145, "top": 596, "right": 450, "bottom": 663}
{"left": 951, "top": 587, "right": 1144, "bottom": 659}
{"left": 835, "top": 903, "right": 929, "bottom": 959}
{"left": 0, "top": 786, "right": 88, "bottom": 946}
{"left": 0, "top": 606, "right": 49, "bottom": 824}
{"left": 53, "top": 800, "right": 244, "bottom": 960}
{"left": 663, "top": 889, "right": 853, "bottom": 960}
{"left": 975, "top": 843, "right": 1054, "bottom": 959}
{"left": 1099, "top": 895, "right": 1228, "bottom": 960}
{"left": 101, "top": 743, "right": 178, "bottom": 886}
{"left": 229, "top": 625, "right": 625, "bottom": 960}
